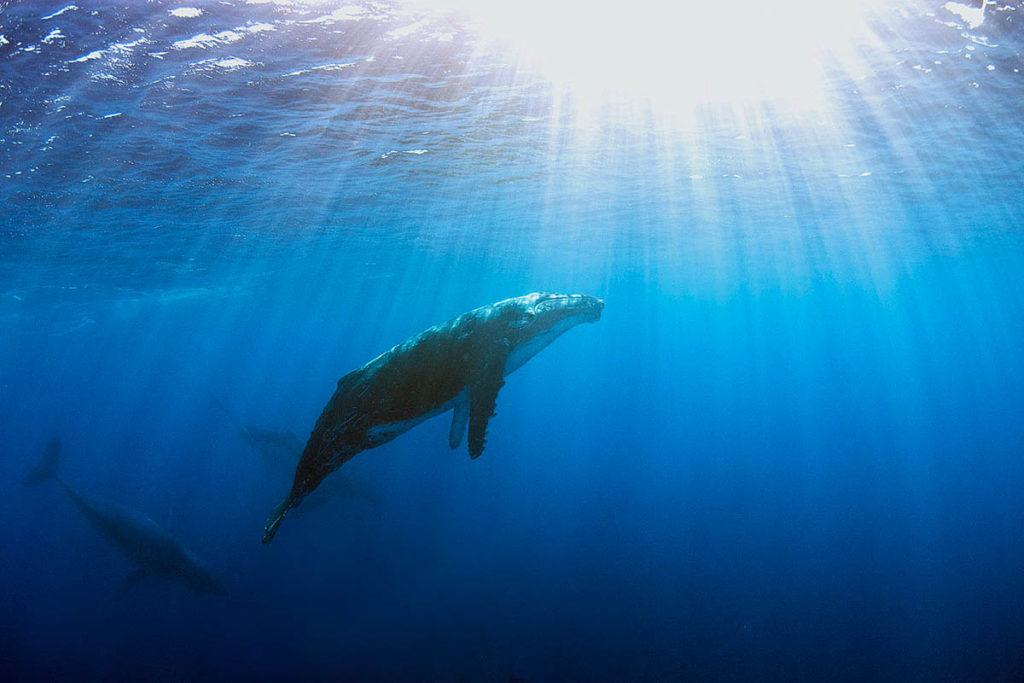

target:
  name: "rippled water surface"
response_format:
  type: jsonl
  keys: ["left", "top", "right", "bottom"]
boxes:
{"left": 3, "top": 1, "right": 1024, "bottom": 681}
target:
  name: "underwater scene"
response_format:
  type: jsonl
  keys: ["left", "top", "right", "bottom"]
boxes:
{"left": 2, "top": 0, "right": 1024, "bottom": 680}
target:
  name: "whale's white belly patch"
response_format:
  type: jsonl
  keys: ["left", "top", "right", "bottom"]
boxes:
{"left": 505, "top": 316, "right": 581, "bottom": 376}
{"left": 365, "top": 391, "right": 467, "bottom": 446}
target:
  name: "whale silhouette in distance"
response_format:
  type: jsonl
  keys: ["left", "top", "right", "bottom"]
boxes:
{"left": 210, "top": 395, "right": 382, "bottom": 513}
{"left": 263, "top": 292, "right": 604, "bottom": 544}
{"left": 210, "top": 395, "right": 303, "bottom": 470}
{"left": 26, "top": 438, "right": 226, "bottom": 595}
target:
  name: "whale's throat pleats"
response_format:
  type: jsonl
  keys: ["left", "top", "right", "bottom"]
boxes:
{"left": 504, "top": 315, "right": 586, "bottom": 376}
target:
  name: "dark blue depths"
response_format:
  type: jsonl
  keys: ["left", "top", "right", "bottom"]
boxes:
{"left": 2, "top": 0, "right": 1024, "bottom": 681}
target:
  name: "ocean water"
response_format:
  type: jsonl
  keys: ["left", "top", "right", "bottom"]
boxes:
{"left": 2, "top": 0, "right": 1024, "bottom": 680}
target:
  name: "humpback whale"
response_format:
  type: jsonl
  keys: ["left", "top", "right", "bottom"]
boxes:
{"left": 26, "top": 439, "right": 226, "bottom": 594}
{"left": 211, "top": 395, "right": 303, "bottom": 469}
{"left": 211, "top": 396, "right": 382, "bottom": 512}
{"left": 262, "top": 292, "right": 604, "bottom": 543}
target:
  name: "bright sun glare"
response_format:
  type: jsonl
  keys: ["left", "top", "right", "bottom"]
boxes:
{"left": 410, "top": 0, "right": 890, "bottom": 117}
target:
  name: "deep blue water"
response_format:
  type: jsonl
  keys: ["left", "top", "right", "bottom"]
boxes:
{"left": 3, "top": 0, "right": 1024, "bottom": 680}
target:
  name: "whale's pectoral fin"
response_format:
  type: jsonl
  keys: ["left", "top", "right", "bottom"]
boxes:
{"left": 468, "top": 379, "right": 502, "bottom": 459}
{"left": 449, "top": 399, "right": 469, "bottom": 450}
{"left": 467, "top": 345, "right": 507, "bottom": 459}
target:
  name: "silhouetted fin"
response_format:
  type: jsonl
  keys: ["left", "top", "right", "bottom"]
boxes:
{"left": 209, "top": 393, "right": 230, "bottom": 417}
{"left": 449, "top": 398, "right": 469, "bottom": 450}
{"left": 24, "top": 438, "right": 60, "bottom": 487}
{"left": 468, "top": 343, "right": 508, "bottom": 459}
{"left": 117, "top": 567, "right": 153, "bottom": 593}
{"left": 240, "top": 425, "right": 303, "bottom": 467}
{"left": 209, "top": 393, "right": 247, "bottom": 435}
{"left": 211, "top": 394, "right": 302, "bottom": 468}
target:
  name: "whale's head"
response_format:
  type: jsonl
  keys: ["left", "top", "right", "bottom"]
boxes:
{"left": 512, "top": 292, "right": 604, "bottom": 327}
{"left": 500, "top": 292, "right": 604, "bottom": 374}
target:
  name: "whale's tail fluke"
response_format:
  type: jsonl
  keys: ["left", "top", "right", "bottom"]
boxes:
{"left": 262, "top": 494, "right": 294, "bottom": 544}
{"left": 24, "top": 437, "right": 61, "bottom": 487}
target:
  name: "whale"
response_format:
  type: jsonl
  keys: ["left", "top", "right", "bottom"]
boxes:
{"left": 211, "top": 396, "right": 382, "bottom": 513}
{"left": 210, "top": 395, "right": 303, "bottom": 469}
{"left": 262, "top": 292, "right": 604, "bottom": 543}
{"left": 26, "top": 439, "right": 226, "bottom": 594}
